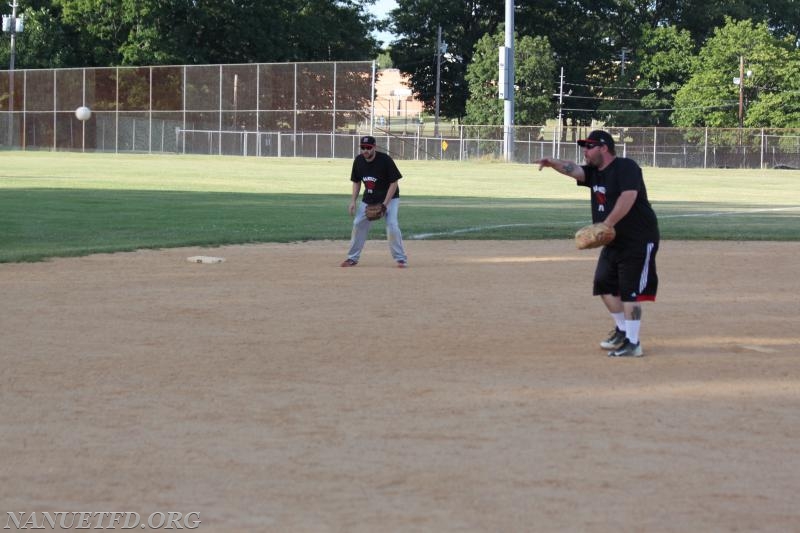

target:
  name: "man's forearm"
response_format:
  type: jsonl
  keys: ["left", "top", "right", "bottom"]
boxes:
{"left": 536, "top": 157, "right": 584, "bottom": 181}
{"left": 550, "top": 159, "right": 580, "bottom": 177}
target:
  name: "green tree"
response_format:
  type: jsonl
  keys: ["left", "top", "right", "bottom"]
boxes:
{"left": 631, "top": 25, "right": 697, "bottom": 126}
{"left": 4, "top": 0, "right": 381, "bottom": 68}
{"left": 285, "top": 0, "right": 381, "bottom": 62}
{"left": 741, "top": 46, "right": 800, "bottom": 127}
{"left": 765, "top": 0, "right": 800, "bottom": 43}
{"left": 511, "top": 1, "right": 619, "bottom": 127}
{"left": 388, "top": 0, "right": 793, "bottom": 124}
{"left": 376, "top": 50, "right": 393, "bottom": 69}
{"left": 464, "top": 30, "right": 555, "bottom": 126}
{"left": 672, "top": 18, "right": 800, "bottom": 128}
{"left": 389, "top": 0, "right": 504, "bottom": 119}
{"left": 0, "top": 5, "right": 82, "bottom": 68}
{"left": 635, "top": 0, "right": 780, "bottom": 44}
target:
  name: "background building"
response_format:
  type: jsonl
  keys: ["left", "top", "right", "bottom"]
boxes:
{"left": 373, "top": 68, "right": 424, "bottom": 132}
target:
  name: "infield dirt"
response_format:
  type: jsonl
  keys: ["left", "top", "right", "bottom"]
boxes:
{"left": 2, "top": 240, "right": 799, "bottom": 532}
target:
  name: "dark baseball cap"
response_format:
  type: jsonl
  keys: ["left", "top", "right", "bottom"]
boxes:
{"left": 577, "top": 130, "right": 615, "bottom": 150}
{"left": 360, "top": 135, "right": 376, "bottom": 147}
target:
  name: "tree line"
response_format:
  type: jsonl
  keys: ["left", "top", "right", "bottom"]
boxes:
{"left": 389, "top": 0, "right": 800, "bottom": 128}
{"left": 462, "top": 17, "right": 800, "bottom": 129}
{"left": 2, "top": 0, "right": 799, "bottom": 128}
{"left": 0, "top": 0, "right": 381, "bottom": 67}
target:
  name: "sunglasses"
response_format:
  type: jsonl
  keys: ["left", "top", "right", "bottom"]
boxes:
{"left": 583, "top": 143, "right": 602, "bottom": 150}
{"left": 360, "top": 145, "right": 373, "bottom": 150}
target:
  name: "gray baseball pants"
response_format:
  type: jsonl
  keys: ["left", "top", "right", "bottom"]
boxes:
{"left": 345, "top": 198, "right": 407, "bottom": 263}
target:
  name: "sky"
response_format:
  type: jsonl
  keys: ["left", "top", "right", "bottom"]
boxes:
{"left": 367, "top": 0, "right": 398, "bottom": 47}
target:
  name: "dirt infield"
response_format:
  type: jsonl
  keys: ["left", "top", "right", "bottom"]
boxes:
{"left": 2, "top": 240, "right": 799, "bottom": 532}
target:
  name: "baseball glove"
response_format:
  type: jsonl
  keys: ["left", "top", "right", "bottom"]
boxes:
{"left": 575, "top": 223, "right": 616, "bottom": 249}
{"left": 365, "top": 203, "right": 386, "bottom": 221}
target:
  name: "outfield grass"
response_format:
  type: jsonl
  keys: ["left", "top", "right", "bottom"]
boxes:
{"left": 1, "top": 151, "right": 799, "bottom": 262}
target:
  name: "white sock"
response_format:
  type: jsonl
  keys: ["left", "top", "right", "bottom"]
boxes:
{"left": 625, "top": 320, "right": 641, "bottom": 344}
{"left": 612, "top": 312, "right": 626, "bottom": 332}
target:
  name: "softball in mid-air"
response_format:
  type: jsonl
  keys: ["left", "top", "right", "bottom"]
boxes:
{"left": 75, "top": 106, "right": 92, "bottom": 121}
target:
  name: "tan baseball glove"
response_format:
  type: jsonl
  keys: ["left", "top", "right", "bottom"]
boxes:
{"left": 365, "top": 203, "right": 386, "bottom": 221}
{"left": 575, "top": 223, "right": 616, "bottom": 249}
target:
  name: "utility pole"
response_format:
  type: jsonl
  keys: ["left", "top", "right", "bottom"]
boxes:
{"left": 434, "top": 26, "right": 443, "bottom": 137}
{"left": 738, "top": 55, "right": 744, "bottom": 128}
{"left": 733, "top": 55, "right": 752, "bottom": 128}
{"left": 553, "top": 67, "right": 564, "bottom": 157}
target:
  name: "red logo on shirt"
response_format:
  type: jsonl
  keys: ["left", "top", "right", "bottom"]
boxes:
{"left": 593, "top": 185, "right": 607, "bottom": 212}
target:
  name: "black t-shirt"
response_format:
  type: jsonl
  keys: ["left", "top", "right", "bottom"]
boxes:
{"left": 580, "top": 157, "right": 659, "bottom": 247}
{"left": 350, "top": 151, "right": 402, "bottom": 204}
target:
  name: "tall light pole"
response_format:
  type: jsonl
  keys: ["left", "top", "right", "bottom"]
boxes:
{"left": 620, "top": 48, "right": 631, "bottom": 76}
{"left": 500, "top": 0, "right": 514, "bottom": 161}
{"left": 2, "top": 0, "right": 22, "bottom": 70}
{"left": 3, "top": 0, "right": 24, "bottom": 146}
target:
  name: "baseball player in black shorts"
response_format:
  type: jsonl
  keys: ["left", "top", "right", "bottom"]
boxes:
{"left": 536, "top": 130, "right": 660, "bottom": 357}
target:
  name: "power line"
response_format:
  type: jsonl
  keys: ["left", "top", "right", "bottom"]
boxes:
{"left": 561, "top": 94, "right": 647, "bottom": 103}
{"left": 562, "top": 103, "right": 737, "bottom": 113}
{"left": 563, "top": 81, "right": 666, "bottom": 92}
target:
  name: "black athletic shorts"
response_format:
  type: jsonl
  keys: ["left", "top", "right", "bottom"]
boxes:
{"left": 593, "top": 241, "right": 658, "bottom": 302}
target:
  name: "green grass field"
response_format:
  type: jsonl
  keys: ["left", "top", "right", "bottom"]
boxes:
{"left": 1, "top": 151, "right": 799, "bottom": 263}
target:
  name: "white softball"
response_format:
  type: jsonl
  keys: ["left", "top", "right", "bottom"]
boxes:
{"left": 75, "top": 106, "right": 92, "bottom": 121}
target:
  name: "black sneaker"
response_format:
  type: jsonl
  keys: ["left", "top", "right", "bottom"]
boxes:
{"left": 600, "top": 327, "right": 627, "bottom": 350}
{"left": 608, "top": 339, "right": 644, "bottom": 357}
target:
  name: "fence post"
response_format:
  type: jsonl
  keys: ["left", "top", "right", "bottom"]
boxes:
{"left": 293, "top": 63, "right": 298, "bottom": 157}
{"left": 760, "top": 128, "right": 765, "bottom": 169}
{"left": 652, "top": 127, "right": 657, "bottom": 167}
{"left": 704, "top": 127, "right": 708, "bottom": 169}
{"left": 115, "top": 66, "right": 119, "bottom": 154}
{"left": 218, "top": 64, "right": 223, "bottom": 156}
{"left": 182, "top": 65, "right": 187, "bottom": 155}
{"left": 528, "top": 130, "right": 531, "bottom": 164}
{"left": 459, "top": 124, "right": 464, "bottom": 161}
{"left": 53, "top": 70, "right": 57, "bottom": 151}
{"left": 415, "top": 123, "right": 420, "bottom": 160}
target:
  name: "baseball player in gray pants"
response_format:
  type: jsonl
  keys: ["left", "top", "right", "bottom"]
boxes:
{"left": 341, "top": 135, "right": 408, "bottom": 268}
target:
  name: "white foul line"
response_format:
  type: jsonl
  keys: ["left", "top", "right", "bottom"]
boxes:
{"left": 408, "top": 206, "right": 800, "bottom": 240}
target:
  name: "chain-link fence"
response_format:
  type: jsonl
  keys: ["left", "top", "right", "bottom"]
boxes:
{"left": 0, "top": 61, "right": 374, "bottom": 154}
{"left": 2, "top": 61, "right": 800, "bottom": 168}
{"left": 367, "top": 124, "right": 800, "bottom": 169}
{"left": 170, "top": 123, "right": 800, "bottom": 169}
